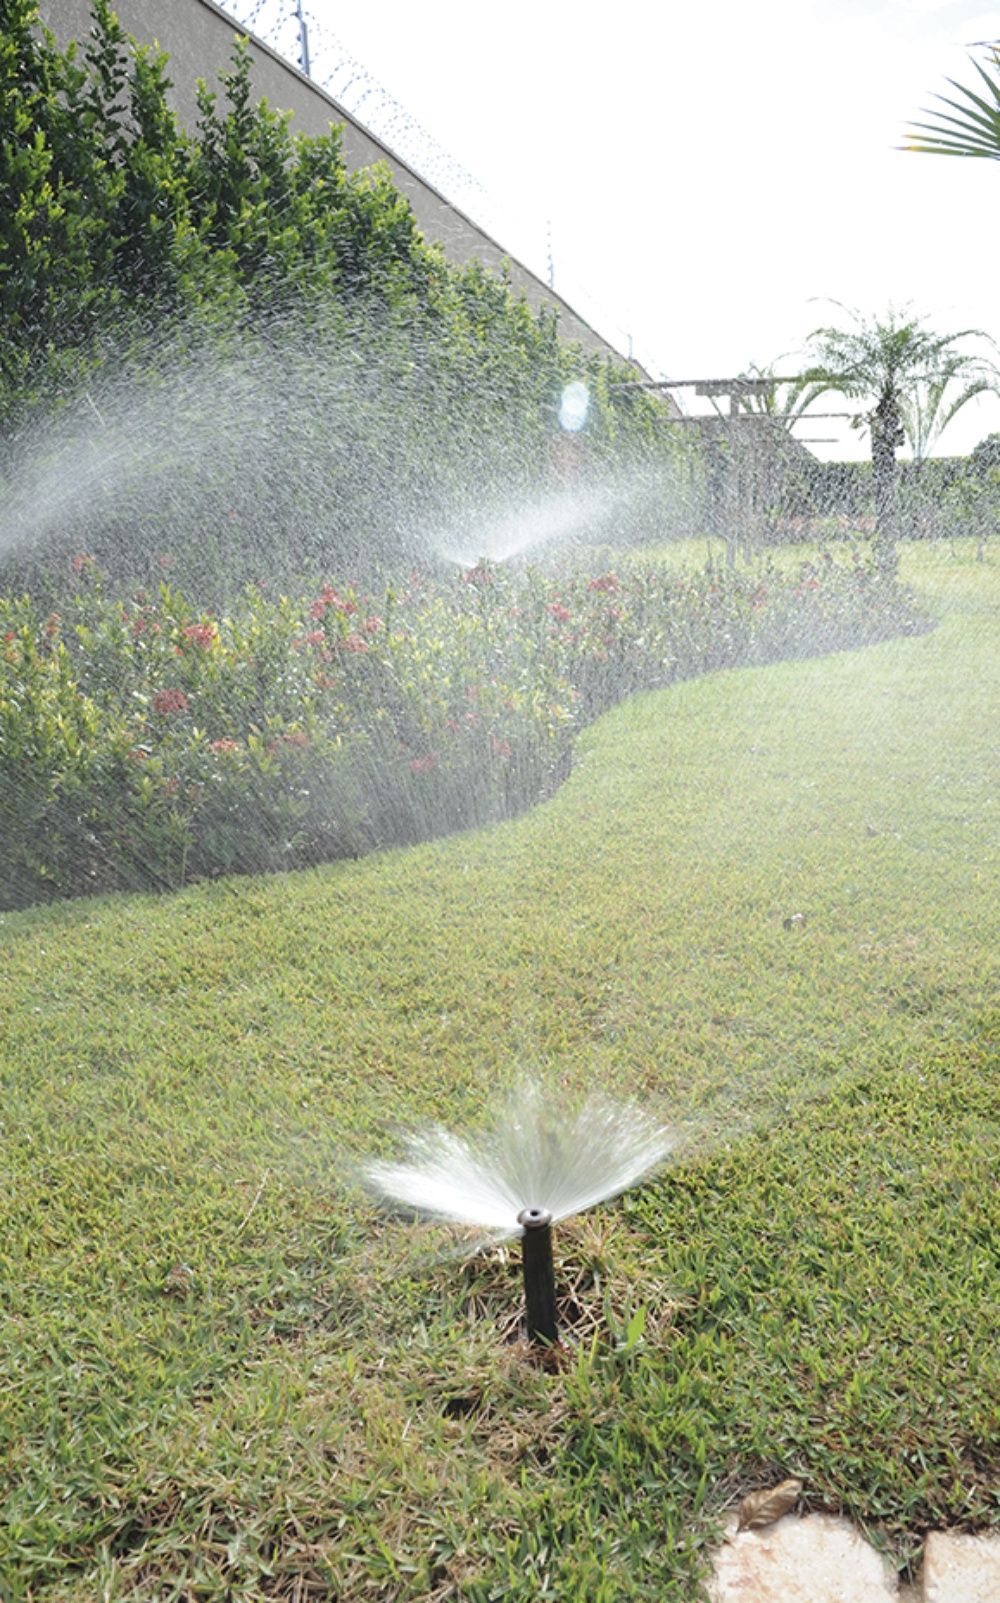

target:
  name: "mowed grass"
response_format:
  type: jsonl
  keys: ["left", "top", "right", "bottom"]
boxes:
{"left": 1, "top": 543, "right": 997, "bottom": 1600}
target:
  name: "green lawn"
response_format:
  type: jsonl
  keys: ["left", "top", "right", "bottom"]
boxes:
{"left": 1, "top": 542, "right": 997, "bottom": 1600}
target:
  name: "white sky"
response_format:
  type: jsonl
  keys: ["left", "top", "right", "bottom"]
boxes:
{"left": 241, "top": 0, "right": 1000, "bottom": 458}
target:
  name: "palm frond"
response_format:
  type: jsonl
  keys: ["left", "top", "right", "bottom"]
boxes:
{"left": 936, "top": 377, "right": 997, "bottom": 433}
{"left": 736, "top": 364, "right": 830, "bottom": 427}
{"left": 900, "top": 368, "right": 998, "bottom": 459}
{"left": 906, "top": 46, "right": 1000, "bottom": 161}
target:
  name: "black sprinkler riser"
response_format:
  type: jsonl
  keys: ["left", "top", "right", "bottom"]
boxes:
{"left": 518, "top": 1205, "right": 558, "bottom": 1346}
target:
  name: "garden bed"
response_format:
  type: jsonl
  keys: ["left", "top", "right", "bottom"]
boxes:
{"left": 1, "top": 550, "right": 926, "bottom": 907}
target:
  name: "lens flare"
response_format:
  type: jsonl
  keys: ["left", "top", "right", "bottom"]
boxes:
{"left": 558, "top": 380, "right": 589, "bottom": 433}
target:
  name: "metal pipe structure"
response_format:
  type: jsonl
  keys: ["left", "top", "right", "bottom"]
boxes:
{"left": 518, "top": 1206, "right": 558, "bottom": 1346}
{"left": 609, "top": 375, "right": 806, "bottom": 392}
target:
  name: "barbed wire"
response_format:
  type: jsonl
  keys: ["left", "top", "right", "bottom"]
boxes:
{"left": 214, "top": 1, "right": 661, "bottom": 374}
{"left": 216, "top": 1, "right": 488, "bottom": 208}
{"left": 240, "top": 0, "right": 274, "bottom": 31}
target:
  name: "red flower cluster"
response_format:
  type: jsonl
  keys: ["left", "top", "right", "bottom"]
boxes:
{"left": 588, "top": 573, "right": 621, "bottom": 594}
{"left": 491, "top": 736, "right": 512, "bottom": 760}
{"left": 462, "top": 564, "right": 493, "bottom": 586}
{"left": 151, "top": 688, "right": 189, "bottom": 715}
{"left": 182, "top": 621, "right": 217, "bottom": 649}
{"left": 71, "top": 553, "right": 94, "bottom": 574}
{"left": 310, "top": 584, "right": 356, "bottom": 619}
{"left": 340, "top": 633, "right": 370, "bottom": 653}
{"left": 794, "top": 563, "right": 822, "bottom": 596}
{"left": 546, "top": 602, "right": 572, "bottom": 623}
{"left": 209, "top": 737, "right": 239, "bottom": 754}
{"left": 409, "top": 753, "right": 437, "bottom": 774}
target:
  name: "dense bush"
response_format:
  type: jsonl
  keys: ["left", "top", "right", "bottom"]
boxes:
{"left": 0, "top": 2, "right": 695, "bottom": 588}
{"left": 0, "top": 554, "right": 927, "bottom": 908}
{"left": 769, "top": 441, "right": 1000, "bottom": 551}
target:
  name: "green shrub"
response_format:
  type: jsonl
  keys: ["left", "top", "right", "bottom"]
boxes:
{"left": 1, "top": 3, "right": 697, "bottom": 587}
{"left": 0, "top": 554, "right": 927, "bottom": 908}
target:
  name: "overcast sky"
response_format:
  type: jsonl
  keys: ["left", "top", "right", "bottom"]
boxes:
{"left": 230, "top": 0, "right": 999, "bottom": 458}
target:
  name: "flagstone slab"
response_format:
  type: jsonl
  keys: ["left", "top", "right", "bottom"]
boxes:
{"left": 922, "top": 1531, "right": 1000, "bottom": 1603}
{"left": 709, "top": 1512, "right": 899, "bottom": 1602}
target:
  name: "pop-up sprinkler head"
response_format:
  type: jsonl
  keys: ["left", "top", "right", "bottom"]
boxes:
{"left": 363, "top": 1085, "right": 675, "bottom": 1355}
{"left": 518, "top": 1205, "right": 557, "bottom": 1346}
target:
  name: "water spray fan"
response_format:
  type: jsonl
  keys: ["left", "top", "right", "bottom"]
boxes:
{"left": 364, "top": 1084, "right": 675, "bottom": 1348}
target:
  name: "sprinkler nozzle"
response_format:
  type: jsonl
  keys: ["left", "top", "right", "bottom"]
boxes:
{"left": 517, "top": 1205, "right": 557, "bottom": 1346}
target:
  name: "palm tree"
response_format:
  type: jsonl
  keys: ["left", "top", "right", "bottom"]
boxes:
{"left": 906, "top": 43, "right": 1000, "bottom": 161}
{"left": 802, "top": 306, "right": 996, "bottom": 573}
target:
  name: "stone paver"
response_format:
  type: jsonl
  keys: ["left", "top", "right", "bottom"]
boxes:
{"left": 709, "top": 1512, "right": 899, "bottom": 1602}
{"left": 710, "top": 1515, "right": 1000, "bottom": 1602}
{"left": 922, "top": 1531, "right": 1000, "bottom": 1603}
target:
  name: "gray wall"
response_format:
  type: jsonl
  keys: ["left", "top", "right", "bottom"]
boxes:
{"left": 39, "top": 0, "right": 636, "bottom": 365}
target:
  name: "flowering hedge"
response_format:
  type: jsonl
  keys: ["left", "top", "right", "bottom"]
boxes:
{"left": 0, "top": 555, "right": 926, "bottom": 908}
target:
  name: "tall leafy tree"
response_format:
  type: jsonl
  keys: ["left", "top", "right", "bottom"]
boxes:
{"left": 906, "top": 42, "right": 1000, "bottom": 162}
{"left": 801, "top": 306, "right": 994, "bottom": 572}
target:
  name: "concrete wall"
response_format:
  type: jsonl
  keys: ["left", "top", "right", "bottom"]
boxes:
{"left": 38, "top": 0, "right": 635, "bottom": 365}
